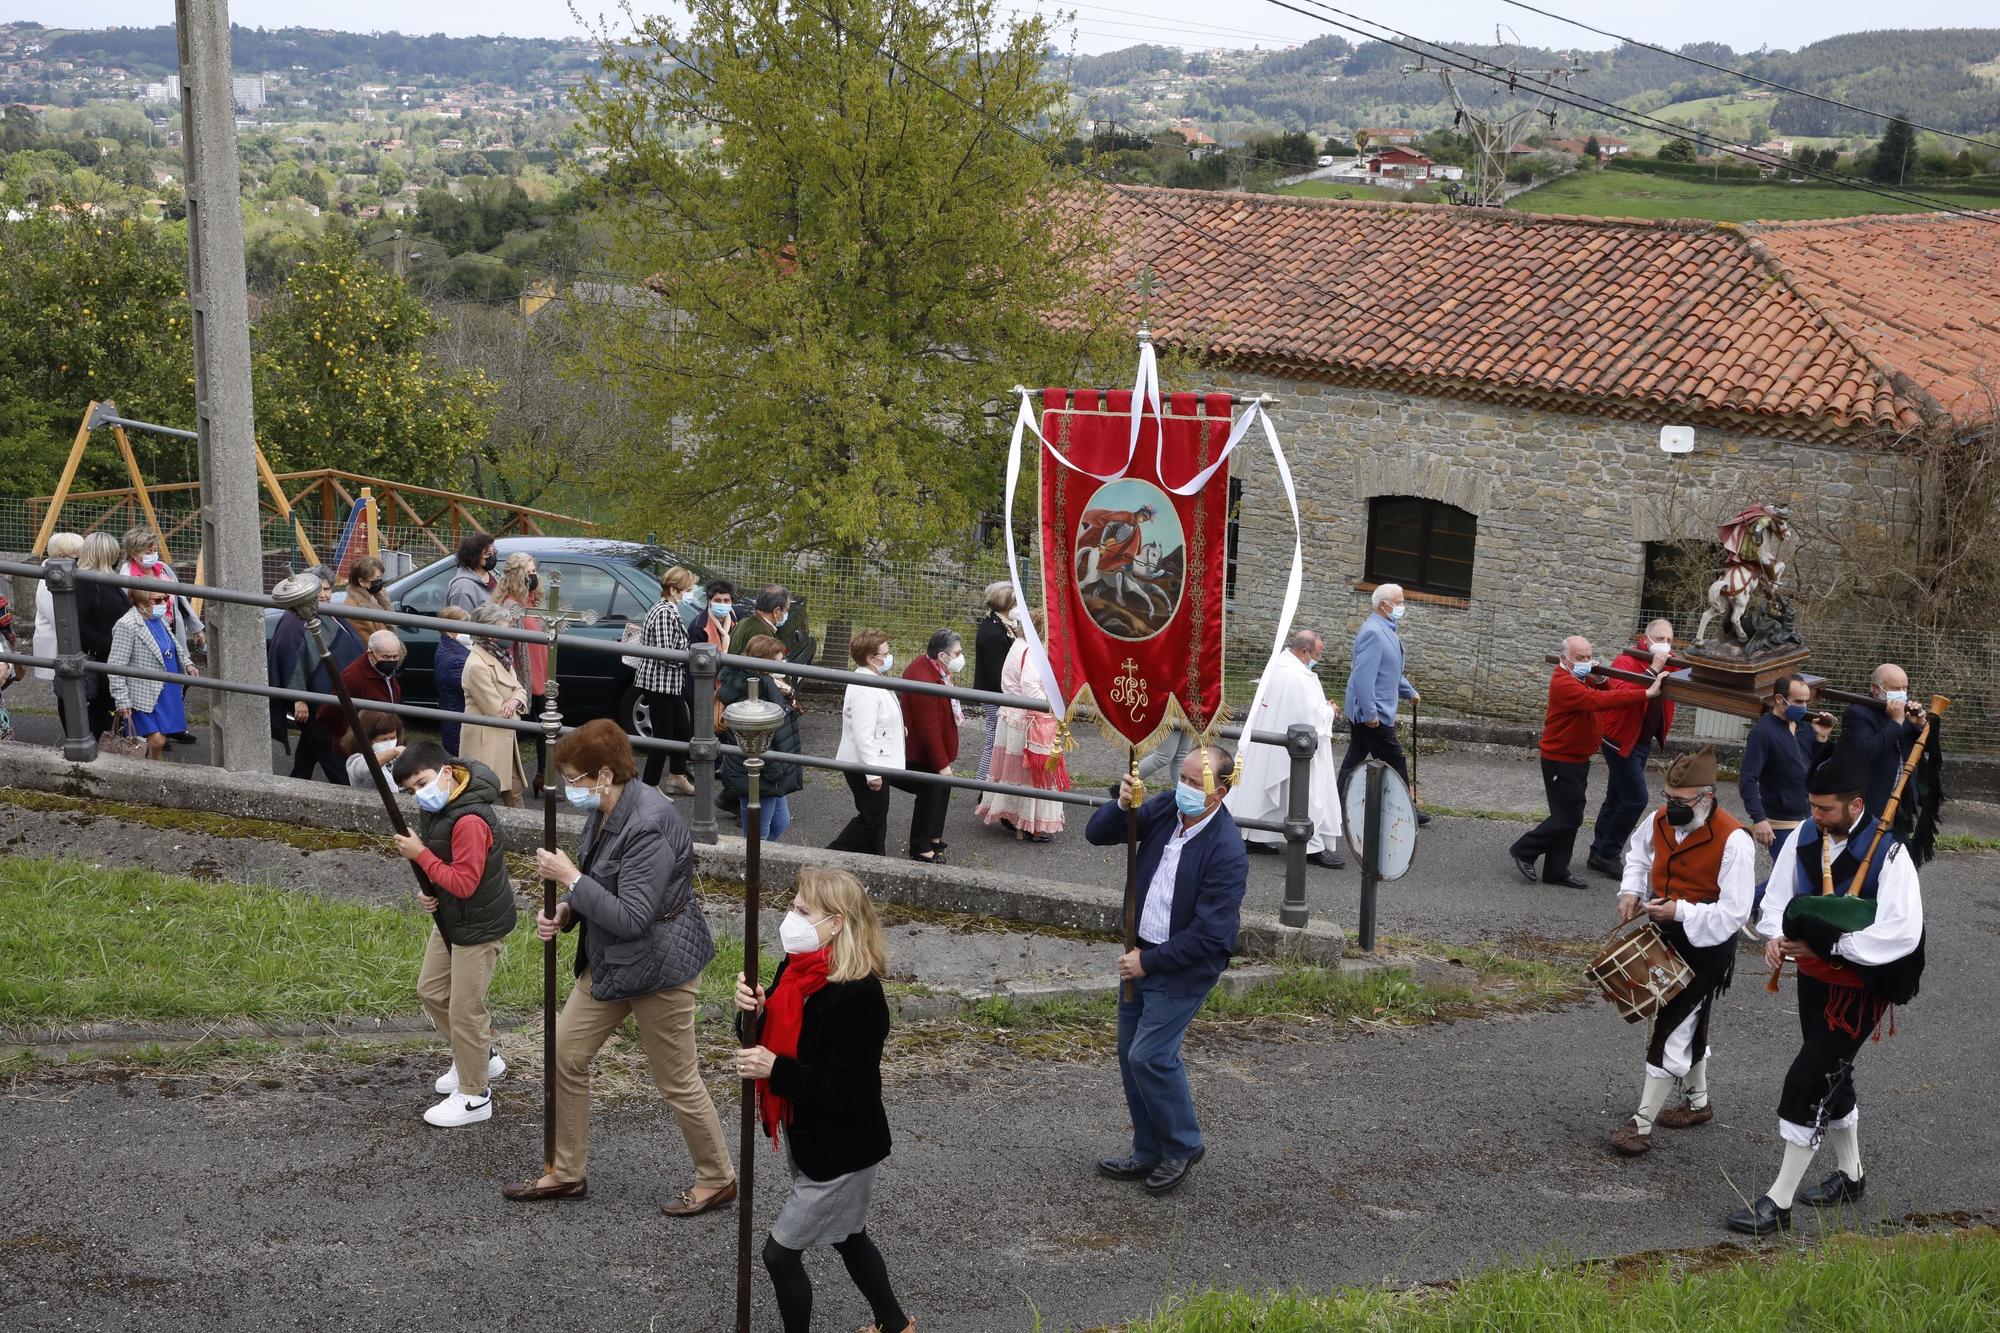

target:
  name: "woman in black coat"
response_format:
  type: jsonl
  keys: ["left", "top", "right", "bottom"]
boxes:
{"left": 75, "top": 532, "right": 133, "bottom": 741}
{"left": 735, "top": 867, "right": 910, "bottom": 1333}
{"left": 718, "top": 633, "right": 805, "bottom": 841}
{"left": 973, "top": 582, "right": 1016, "bottom": 781}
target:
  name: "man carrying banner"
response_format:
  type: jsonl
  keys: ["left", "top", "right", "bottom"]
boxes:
{"left": 1227, "top": 631, "right": 1345, "bottom": 869}
{"left": 1088, "top": 746, "right": 1247, "bottom": 1197}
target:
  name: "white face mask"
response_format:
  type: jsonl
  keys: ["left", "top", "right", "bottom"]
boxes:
{"left": 455, "top": 633, "right": 476, "bottom": 647}
{"left": 138, "top": 550, "right": 159, "bottom": 566}
{"left": 1882, "top": 688, "right": 1908, "bottom": 704}
{"left": 944, "top": 652, "right": 965, "bottom": 674}
{"left": 779, "top": 909, "right": 825, "bottom": 955}
{"left": 372, "top": 737, "right": 400, "bottom": 755}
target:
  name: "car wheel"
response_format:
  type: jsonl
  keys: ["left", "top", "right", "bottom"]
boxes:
{"left": 620, "top": 686, "right": 654, "bottom": 738}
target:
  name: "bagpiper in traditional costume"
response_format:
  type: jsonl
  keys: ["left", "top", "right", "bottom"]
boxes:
{"left": 1728, "top": 741, "right": 1925, "bottom": 1235}
{"left": 1608, "top": 747, "right": 1754, "bottom": 1156}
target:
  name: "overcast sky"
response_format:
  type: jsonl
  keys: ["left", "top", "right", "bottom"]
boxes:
{"left": 27, "top": 1, "right": 2000, "bottom": 56}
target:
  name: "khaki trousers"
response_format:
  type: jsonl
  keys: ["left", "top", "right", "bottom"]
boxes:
{"left": 415, "top": 931, "right": 505, "bottom": 1097}
{"left": 552, "top": 970, "right": 735, "bottom": 1189}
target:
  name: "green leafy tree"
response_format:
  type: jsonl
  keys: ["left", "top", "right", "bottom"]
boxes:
{"left": 0, "top": 210, "right": 194, "bottom": 496}
{"left": 1870, "top": 118, "right": 1918, "bottom": 184}
{"left": 250, "top": 232, "right": 494, "bottom": 481}
{"left": 570, "top": 0, "right": 1118, "bottom": 557}
{"left": 1657, "top": 136, "right": 1698, "bottom": 163}
{"left": 1584, "top": 134, "right": 1601, "bottom": 160}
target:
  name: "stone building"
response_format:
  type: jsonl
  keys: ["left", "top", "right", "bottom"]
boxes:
{"left": 1072, "top": 189, "right": 2000, "bottom": 720}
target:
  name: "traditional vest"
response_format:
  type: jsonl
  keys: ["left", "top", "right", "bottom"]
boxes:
{"left": 1648, "top": 804, "right": 1744, "bottom": 904}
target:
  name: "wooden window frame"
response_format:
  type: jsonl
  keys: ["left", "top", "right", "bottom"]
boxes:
{"left": 1363, "top": 496, "right": 1476, "bottom": 600}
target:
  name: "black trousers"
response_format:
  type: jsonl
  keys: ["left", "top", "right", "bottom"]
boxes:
{"left": 900, "top": 767, "right": 952, "bottom": 853}
{"left": 1509, "top": 758, "right": 1590, "bottom": 881}
{"left": 829, "top": 772, "right": 891, "bottom": 856}
{"left": 85, "top": 670, "right": 116, "bottom": 743}
{"left": 639, "top": 689, "right": 692, "bottom": 783}
{"left": 1778, "top": 973, "right": 1883, "bottom": 1132}
{"left": 288, "top": 723, "right": 345, "bottom": 783}
{"left": 1337, "top": 719, "right": 1412, "bottom": 800}
{"left": 1644, "top": 925, "right": 1734, "bottom": 1073}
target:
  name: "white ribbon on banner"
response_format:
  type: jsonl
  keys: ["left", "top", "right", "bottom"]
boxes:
{"left": 1000, "top": 351, "right": 1304, "bottom": 750}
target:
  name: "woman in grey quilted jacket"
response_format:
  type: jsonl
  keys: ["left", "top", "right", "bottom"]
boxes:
{"left": 505, "top": 719, "right": 738, "bottom": 1215}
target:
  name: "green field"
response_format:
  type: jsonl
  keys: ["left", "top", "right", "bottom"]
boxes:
{"left": 1277, "top": 180, "right": 1442, "bottom": 204}
{"left": 1510, "top": 170, "right": 2000, "bottom": 222}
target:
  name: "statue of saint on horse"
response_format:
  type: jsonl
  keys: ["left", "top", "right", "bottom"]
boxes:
{"left": 1695, "top": 504, "right": 1792, "bottom": 644}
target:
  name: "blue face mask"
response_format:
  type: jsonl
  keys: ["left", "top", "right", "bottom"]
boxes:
{"left": 1175, "top": 782, "right": 1210, "bottom": 816}
{"left": 1388, "top": 604, "right": 1406, "bottom": 622}
{"left": 1569, "top": 659, "right": 1595, "bottom": 679}
{"left": 149, "top": 603, "right": 169, "bottom": 620}
{"left": 711, "top": 603, "right": 734, "bottom": 620}
{"left": 564, "top": 778, "right": 603, "bottom": 811}
{"left": 1783, "top": 703, "right": 1808, "bottom": 722}
{"left": 415, "top": 772, "right": 451, "bottom": 813}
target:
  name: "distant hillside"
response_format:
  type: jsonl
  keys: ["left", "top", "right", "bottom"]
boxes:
{"left": 1068, "top": 26, "right": 2000, "bottom": 141}
{"left": 32, "top": 23, "right": 594, "bottom": 84}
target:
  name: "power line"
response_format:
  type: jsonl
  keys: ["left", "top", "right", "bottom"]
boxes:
{"left": 1266, "top": 0, "right": 2000, "bottom": 225}
{"left": 1496, "top": 0, "right": 2000, "bottom": 156}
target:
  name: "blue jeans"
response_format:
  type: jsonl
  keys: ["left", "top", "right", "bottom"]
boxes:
{"left": 758, "top": 795, "right": 792, "bottom": 842}
{"left": 1588, "top": 741, "right": 1651, "bottom": 862}
{"left": 1116, "top": 973, "right": 1208, "bottom": 1163}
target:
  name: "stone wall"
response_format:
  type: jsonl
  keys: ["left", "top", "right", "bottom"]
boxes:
{"left": 1206, "top": 375, "right": 1915, "bottom": 721}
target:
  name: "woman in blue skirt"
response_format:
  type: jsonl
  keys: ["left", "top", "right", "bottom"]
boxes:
{"left": 107, "top": 588, "right": 195, "bottom": 760}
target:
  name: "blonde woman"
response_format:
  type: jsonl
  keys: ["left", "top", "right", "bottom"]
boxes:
{"left": 735, "top": 868, "right": 911, "bottom": 1333}
{"left": 460, "top": 602, "right": 530, "bottom": 806}
{"left": 494, "top": 552, "right": 549, "bottom": 717}
{"left": 976, "top": 606, "right": 1066, "bottom": 842}
{"left": 77, "top": 532, "right": 131, "bottom": 741}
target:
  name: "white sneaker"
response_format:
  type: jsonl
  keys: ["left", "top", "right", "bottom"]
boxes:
{"left": 434, "top": 1051, "right": 507, "bottom": 1095}
{"left": 423, "top": 1091, "right": 494, "bottom": 1128}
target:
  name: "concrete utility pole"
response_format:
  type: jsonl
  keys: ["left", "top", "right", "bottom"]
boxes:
{"left": 1404, "top": 54, "right": 1582, "bottom": 207}
{"left": 176, "top": 0, "right": 270, "bottom": 773}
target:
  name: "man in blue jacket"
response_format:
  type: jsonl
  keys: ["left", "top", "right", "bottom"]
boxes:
{"left": 1087, "top": 744, "right": 1248, "bottom": 1197}
{"left": 1339, "top": 583, "right": 1430, "bottom": 825}
{"left": 1739, "top": 675, "right": 1831, "bottom": 859}
{"left": 1843, "top": 663, "right": 1926, "bottom": 820}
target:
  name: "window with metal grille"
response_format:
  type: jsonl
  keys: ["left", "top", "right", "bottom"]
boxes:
{"left": 1364, "top": 496, "right": 1476, "bottom": 598}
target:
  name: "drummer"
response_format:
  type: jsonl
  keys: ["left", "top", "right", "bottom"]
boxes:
{"left": 1607, "top": 747, "right": 1755, "bottom": 1156}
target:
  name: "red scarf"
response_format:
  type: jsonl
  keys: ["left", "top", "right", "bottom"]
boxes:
{"left": 756, "top": 947, "right": 831, "bottom": 1147}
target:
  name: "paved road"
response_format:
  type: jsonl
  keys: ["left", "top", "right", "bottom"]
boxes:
{"left": 4, "top": 775, "right": 1997, "bottom": 1330}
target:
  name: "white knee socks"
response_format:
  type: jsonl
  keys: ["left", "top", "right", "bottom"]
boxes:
{"left": 1827, "top": 1123, "right": 1864, "bottom": 1181}
{"left": 1635, "top": 1074, "right": 1674, "bottom": 1133}
{"left": 1683, "top": 1058, "right": 1709, "bottom": 1110}
{"left": 1768, "top": 1142, "right": 1817, "bottom": 1208}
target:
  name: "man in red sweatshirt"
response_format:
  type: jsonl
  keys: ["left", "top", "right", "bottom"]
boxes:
{"left": 1510, "top": 636, "right": 1663, "bottom": 888}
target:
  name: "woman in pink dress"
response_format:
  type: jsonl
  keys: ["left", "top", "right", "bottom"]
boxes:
{"left": 976, "top": 607, "right": 1067, "bottom": 842}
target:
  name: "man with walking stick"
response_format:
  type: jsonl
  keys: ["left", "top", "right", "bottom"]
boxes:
{"left": 1087, "top": 744, "right": 1247, "bottom": 1197}
{"left": 1339, "top": 584, "right": 1431, "bottom": 827}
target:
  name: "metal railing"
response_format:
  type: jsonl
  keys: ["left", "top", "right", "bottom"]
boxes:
{"left": 0, "top": 557, "right": 1324, "bottom": 928}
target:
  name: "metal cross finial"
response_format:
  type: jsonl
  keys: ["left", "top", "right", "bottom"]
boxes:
{"left": 1131, "top": 266, "right": 1163, "bottom": 343}
{"left": 535, "top": 570, "right": 598, "bottom": 743}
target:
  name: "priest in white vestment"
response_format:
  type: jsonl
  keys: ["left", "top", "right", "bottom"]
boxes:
{"left": 1225, "top": 630, "right": 1346, "bottom": 869}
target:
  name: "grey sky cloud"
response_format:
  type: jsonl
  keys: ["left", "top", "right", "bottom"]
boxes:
{"left": 40, "top": 0, "right": 2000, "bottom": 56}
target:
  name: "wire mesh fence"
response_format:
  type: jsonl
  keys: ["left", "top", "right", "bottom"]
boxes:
{"left": 9, "top": 493, "right": 1997, "bottom": 756}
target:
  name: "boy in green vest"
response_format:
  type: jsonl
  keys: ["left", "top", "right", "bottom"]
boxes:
{"left": 391, "top": 741, "right": 518, "bottom": 1128}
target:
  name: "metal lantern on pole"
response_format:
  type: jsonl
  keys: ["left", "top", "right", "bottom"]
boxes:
{"left": 270, "top": 572, "right": 431, "bottom": 902}
{"left": 722, "top": 678, "right": 786, "bottom": 1333}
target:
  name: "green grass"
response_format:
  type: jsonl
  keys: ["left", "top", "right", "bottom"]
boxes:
{"left": 1511, "top": 170, "right": 2000, "bottom": 222}
{"left": 0, "top": 857, "right": 745, "bottom": 1026}
{"left": 1277, "top": 180, "right": 1439, "bottom": 204}
{"left": 1127, "top": 1227, "right": 2000, "bottom": 1331}
{"left": 1936, "top": 833, "right": 2000, "bottom": 854}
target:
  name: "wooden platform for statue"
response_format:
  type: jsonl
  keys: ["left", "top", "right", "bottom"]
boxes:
{"left": 1664, "top": 647, "right": 1811, "bottom": 720}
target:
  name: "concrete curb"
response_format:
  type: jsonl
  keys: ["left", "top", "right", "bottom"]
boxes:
{"left": 0, "top": 749, "right": 1346, "bottom": 966}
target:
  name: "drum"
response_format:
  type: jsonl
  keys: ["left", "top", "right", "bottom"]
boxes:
{"left": 1585, "top": 920, "right": 1693, "bottom": 1024}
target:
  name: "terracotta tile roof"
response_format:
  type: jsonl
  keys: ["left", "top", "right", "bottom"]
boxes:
{"left": 1065, "top": 186, "right": 2000, "bottom": 440}
{"left": 1744, "top": 214, "right": 2000, "bottom": 422}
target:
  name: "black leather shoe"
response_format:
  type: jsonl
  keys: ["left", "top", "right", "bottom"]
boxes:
{"left": 1311, "top": 849, "right": 1346, "bottom": 869}
{"left": 1096, "top": 1155, "right": 1156, "bottom": 1181}
{"left": 1510, "top": 854, "right": 1540, "bottom": 884}
{"left": 1586, "top": 853, "right": 1623, "bottom": 878}
{"left": 1797, "top": 1170, "right": 1866, "bottom": 1207}
{"left": 1416, "top": 811, "right": 1433, "bottom": 826}
{"left": 1144, "top": 1146, "right": 1204, "bottom": 1195}
{"left": 1725, "top": 1195, "right": 1792, "bottom": 1236}
{"left": 1244, "top": 840, "right": 1280, "bottom": 855}
{"left": 1548, "top": 873, "right": 1592, "bottom": 890}
{"left": 169, "top": 731, "right": 198, "bottom": 745}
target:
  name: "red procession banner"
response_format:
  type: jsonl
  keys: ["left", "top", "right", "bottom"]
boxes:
{"left": 1038, "top": 387, "right": 1231, "bottom": 750}
{"left": 1002, "top": 339, "right": 1303, "bottom": 759}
